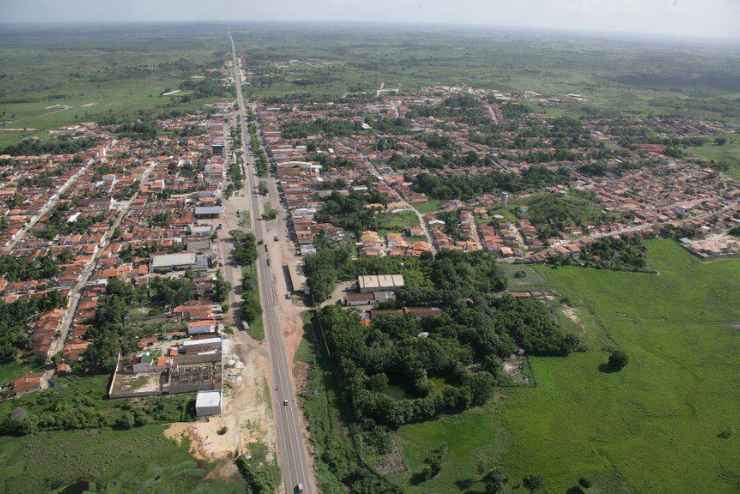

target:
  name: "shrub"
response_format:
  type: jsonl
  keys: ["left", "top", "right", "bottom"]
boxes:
{"left": 607, "top": 350, "right": 629, "bottom": 371}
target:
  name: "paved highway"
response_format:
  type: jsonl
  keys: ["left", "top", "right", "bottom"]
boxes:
{"left": 229, "top": 32, "right": 315, "bottom": 494}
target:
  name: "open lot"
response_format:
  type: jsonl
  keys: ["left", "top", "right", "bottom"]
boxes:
{"left": 393, "top": 240, "right": 740, "bottom": 493}
{"left": 0, "top": 424, "right": 244, "bottom": 494}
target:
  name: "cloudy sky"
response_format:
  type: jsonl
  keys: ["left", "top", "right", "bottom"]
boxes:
{"left": 2, "top": 0, "right": 739, "bottom": 39}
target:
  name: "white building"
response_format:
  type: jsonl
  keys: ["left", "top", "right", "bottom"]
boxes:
{"left": 195, "top": 390, "right": 221, "bottom": 417}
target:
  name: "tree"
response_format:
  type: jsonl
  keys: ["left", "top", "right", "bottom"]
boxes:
{"left": 607, "top": 349, "right": 629, "bottom": 371}
{"left": 115, "top": 412, "right": 135, "bottom": 430}
{"left": 424, "top": 443, "right": 448, "bottom": 479}
{"left": 483, "top": 470, "right": 508, "bottom": 493}
{"left": 523, "top": 474, "right": 544, "bottom": 492}
{"left": 262, "top": 206, "right": 277, "bottom": 221}
{"left": 212, "top": 271, "right": 230, "bottom": 303}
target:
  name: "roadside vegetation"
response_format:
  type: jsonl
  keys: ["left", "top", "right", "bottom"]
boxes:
{"left": 0, "top": 375, "right": 194, "bottom": 435}
{"left": 230, "top": 230, "right": 263, "bottom": 338}
{"left": 301, "top": 248, "right": 582, "bottom": 492}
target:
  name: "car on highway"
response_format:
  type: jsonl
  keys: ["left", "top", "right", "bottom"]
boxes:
{"left": 295, "top": 483, "right": 304, "bottom": 493}
{"left": 273, "top": 235, "right": 278, "bottom": 241}
{"left": 283, "top": 399, "right": 289, "bottom": 406}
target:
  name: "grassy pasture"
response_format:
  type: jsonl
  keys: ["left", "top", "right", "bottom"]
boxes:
{"left": 394, "top": 240, "right": 740, "bottom": 493}
{"left": 690, "top": 134, "right": 740, "bottom": 180}
{"left": 0, "top": 425, "right": 243, "bottom": 494}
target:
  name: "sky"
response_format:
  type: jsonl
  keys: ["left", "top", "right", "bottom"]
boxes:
{"left": 2, "top": 0, "right": 739, "bottom": 39}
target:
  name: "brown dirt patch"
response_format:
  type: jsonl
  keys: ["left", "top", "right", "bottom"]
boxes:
{"left": 293, "top": 361, "right": 310, "bottom": 394}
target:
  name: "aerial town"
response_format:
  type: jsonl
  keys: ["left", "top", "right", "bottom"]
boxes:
{"left": 2, "top": 48, "right": 737, "bottom": 400}
{"left": 0, "top": 17, "right": 738, "bottom": 494}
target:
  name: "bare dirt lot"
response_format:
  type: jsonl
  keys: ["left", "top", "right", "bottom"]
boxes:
{"left": 165, "top": 332, "right": 275, "bottom": 475}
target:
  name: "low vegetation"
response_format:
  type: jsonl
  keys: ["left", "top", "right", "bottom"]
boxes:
{"left": 548, "top": 235, "right": 649, "bottom": 272}
{"left": 236, "top": 442, "right": 281, "bottom": 494}
{"left": 0, "top": 375, "right": 194, "bottom": 435}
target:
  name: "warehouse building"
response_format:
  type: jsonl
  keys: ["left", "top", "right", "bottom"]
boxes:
{"left": 151, "top": 252, "right": 209, "bottom": 273}
{"left": 194, "top": 206, "right": 224, "bottom": 219}
{"left": 358, "top": 274, "right": 405, "bottom": 293}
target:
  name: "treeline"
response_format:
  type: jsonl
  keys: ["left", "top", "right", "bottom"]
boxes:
{"left": 281, "top": 118, "right": 360, "bottom": 139}
{"left": 2, "top": 136, "right": 97, "bottom": 156}
{"left": 407, "top": 94, "right": 488, "bottom": 126}
{"left": 0, "top": 376, "right": 194, "bottom": 436}
{"left": 315, "top": 190, "right": 388, "bottom": 235}
{"left": 248, "top": 122, "right": 269, "bottom": 176}
{"left": 236, "top": 442, "right": 280, "bottom": 494}
{"left": 225, "top": 153, "right": 243, "bottom": 199}
{"left": 230, "top": 231, "right": 262, "bottom": 328}
{"left": 412, "top": 166, "right": 570, "bottom": 200}
{"left": 0, "top": 251, "right": 73, "bottom": 282}
{"left": 34, "top": 205, "right": 105, "bottom": 240}
{"left": 112, "top": 120, "right": 158, "bottom": 140}
{"left": 303, "top": 239, "right": 353, "bottom": 305}
{"left": 366, "top": 115, "right": 411, "bottom": 134}
{"left": 178, "top": 74, "right": 230, "bottom": 100}
{"left": 548, "top": 235, "right": 649, "bottom": 272}
{"left": 0, "top": 291, "right": 65, "bottom": 363}
{"left": 311, "top": 250, "right": 580, "bottom": 430}
{"left": 527, "top": 191, "right": 609, "bottom": 238}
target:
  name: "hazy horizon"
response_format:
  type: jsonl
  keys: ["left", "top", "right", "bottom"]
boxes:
{"left": 2, "top": 0, "right": 740, "bottom": 40}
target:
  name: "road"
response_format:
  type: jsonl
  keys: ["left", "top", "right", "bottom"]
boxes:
{"left": 49, "top": 161, "right": 157, "bottom": 359}
{"left": 366, "top": 161, "right": 437, "bottom": 253}
{"left": 486, "top": 103, "right": 499, "bottom": 124}
{"left": 230, "top": 32, "right": 316, "bottom": 494}
{"left": 3, "top": 158, "right": 94, "bottom": 253}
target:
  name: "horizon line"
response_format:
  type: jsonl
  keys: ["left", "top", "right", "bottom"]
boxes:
{"left": 0, "top": 18, "right": 739, "bottom": 44}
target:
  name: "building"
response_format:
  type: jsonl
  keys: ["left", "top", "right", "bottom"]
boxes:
{"left": 151, "top": 252, "right": 209, "bottom": 272}
{"left": 189, "top": 224, "right": 213, "bottom": 237}
{"left": 195, "top": 390, "right": 222, "bottom": 417}
{"left": 181, "top": 336, "right": 222, "bottom": 354}
{"left": 12, "top": 372, "right": 45, "bottom": 396}
{"left": 187, "top": 320, "right": 218, "bottom": 336}
{"left": 151, "top": 252, "right": 197, "bottom": 272}
{"left": 194, "top": 206, "right": 224, "bottom": 219}
{"left": 358, "top": 274, "right": 405, "bottom": 293}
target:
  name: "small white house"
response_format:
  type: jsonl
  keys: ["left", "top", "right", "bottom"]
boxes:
{"left": 195, "top": 390, "right": 221, "bottom": 417}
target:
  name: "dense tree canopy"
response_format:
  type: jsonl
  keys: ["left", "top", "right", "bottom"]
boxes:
{"left": 413, "top": 166, "right": 569, "bottom": 200}
{"left": 0, "top": 292, "right": 65, "bottom": 363}
{"left": 311, "top": 250, "right": 579, "bottom": 430}
{"left": 2, "top": 137, "right": 97, "bottom": 156}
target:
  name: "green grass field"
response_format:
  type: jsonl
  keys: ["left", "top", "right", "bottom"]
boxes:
{"left": 0, "top": 25, "right": 230, "bottom": 148}
{"left": 394, "top": 240, "right": 740, "bottom": 493}
{"left": 378, "top": 210, "right": 420, "bottom": 233}
{"left": 0, "top": 425, "right": 244, "bottom": 494}
{"left": 415, "top": 200, "right": 442, "bottom": 215}
{"left": 690, "top": 135, "right": 740, "bottom": 180}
